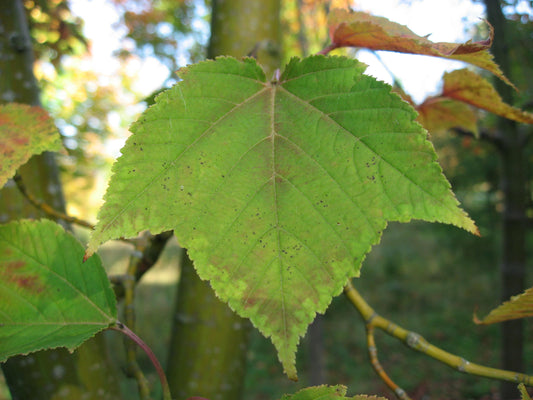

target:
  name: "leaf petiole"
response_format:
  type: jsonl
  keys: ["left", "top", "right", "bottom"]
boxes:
{"left": 111, "top": 321, "right": 172, "bottom": 400}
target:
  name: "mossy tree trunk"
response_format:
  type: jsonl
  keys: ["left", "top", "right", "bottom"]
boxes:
{"left": 483, "top": 1, "right": 528, "bottom": 399}
{"left": 165, "top": 1, "right": 281, "bottom": 399}
{"left": 0, "top": 1, "right": 122, "bottom": 399}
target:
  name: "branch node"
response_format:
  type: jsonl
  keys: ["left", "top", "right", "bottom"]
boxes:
{"left": 406, "top": 332, "right": 422, "bottom": 348}
{"left": 394, "top": 387, "right": 409, "bottom": 400}
{"left": 366, "top": 311, "right": 378, "bottom": 325}
{"left": 457, "top": 358, "right": 471, "bottom": 372}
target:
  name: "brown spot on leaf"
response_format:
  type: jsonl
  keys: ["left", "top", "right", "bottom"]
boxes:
{"left": 1, "top": 260, "right": 46, "bottom": 293}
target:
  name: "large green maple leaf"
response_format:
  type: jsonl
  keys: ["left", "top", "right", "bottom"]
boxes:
{"left": 87, "top": 55, "right": 477, "bottom": 378}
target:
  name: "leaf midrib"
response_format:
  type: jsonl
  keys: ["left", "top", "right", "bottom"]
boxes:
{"left": 270, "top": 82, "right": 290, "bottom": 358}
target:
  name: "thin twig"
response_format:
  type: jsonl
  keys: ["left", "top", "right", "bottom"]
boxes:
{"left": 317, "top": 43, "right": 339, "bottom": 55}
{"left": 110, "top": 231, "right": 173, "bottom": 299}
{"left": 13, "top": 173, "right": 94, "bottom": 229}
{"left": 111, "top": 321, "right": 172, "bottom": 400}
{"left": 112, "top": 231, "right": 173, "bottom": 398}
{"left": 371, "top": 50, "right": 405, "bottom": 93}
{"left": 366, "top": 326, "right": 411, "bottom": 400}
{"left": 14, "top": 172, "right": 142, "bottom": 248}
{"left": 122, "top": 255, "right": 151, "bottom": 400}
{"left": 343, "top": 280, "right": 533, "bottom": 399}
{"left": 133, "top": 231, "right": 173, "bottom": 281}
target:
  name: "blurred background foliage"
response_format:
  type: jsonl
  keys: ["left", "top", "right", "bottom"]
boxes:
{"left": 2, "top": 0, "right": 533, "bottom": 399}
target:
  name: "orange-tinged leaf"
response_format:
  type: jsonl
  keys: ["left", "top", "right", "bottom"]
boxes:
{"left": 442, "top": 69, "right": 533, "bottom": 124}
{"left": 417, "top": 97, "right": 478, "bottom": 135}
{"left": 0, "top": 103, "right": 62, "bottom": 188}
{"left": 475, "top": 286, "right": 533, "bottom": 325}
{"left": 328, "top": 9, "right": 515, "bottom": 89}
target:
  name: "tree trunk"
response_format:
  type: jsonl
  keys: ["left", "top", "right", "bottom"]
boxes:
{"left": 0, "top": 1, "right": 122, "bottom": 399}
{"left": 166, "top": 252, "right": 251, "bottom": 400}
{"left": 166, "top": 1, "right": 281, "bottom": 399}
{"left": 483, "top": 1, "right": 526, "bottom": 399}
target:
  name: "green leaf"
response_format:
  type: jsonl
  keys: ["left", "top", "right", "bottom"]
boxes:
{"left": 475, "top": 286, "right": 533, "bottom": 325}
{"left": 87, "top": 55, "right": 477, "bottom": 378}
{"left": 280, "top": 385, "right": 386, "bottom": 400}
{"left": 0, "top": 103, "right": 63, "bottom": 189}
{"left": 0, "top": 219, "right": 117, "bottom": 362}
{"left": 519, "top": 383, "right": 532, "bottom": 400}
{"left": 281, "top": 385, "right": 347, "bottom": 400}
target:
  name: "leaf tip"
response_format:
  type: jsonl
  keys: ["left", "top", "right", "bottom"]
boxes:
{"left": 472, "top": 305, "right": 484, "bottom": 325}
{"left": 279, "top": 348, "right": 298, "bottom": 381}
{"left": 84, "top": 239, "right": 100, "bottom": 262}
{"left": 286, "top": 371, "right": 298, "bottom": 382}
{"left": 457, "top": 212, "right": 480, "bottom": 237}
{"left": 83, "top": 250, "right": 92, "bottom": 263}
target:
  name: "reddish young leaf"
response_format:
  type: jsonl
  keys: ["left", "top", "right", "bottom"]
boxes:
{"left": 327, "top": 9, "right": 515, "bottom": 89}
{"left": 0, "top": 103, "right": 62, "bottom": 188}
{"left": 442, "top": 69, "right": 533, "bottom": 124}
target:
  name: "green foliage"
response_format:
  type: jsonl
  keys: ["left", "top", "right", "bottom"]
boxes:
{"left": 88, "top": 55, "right": 477, "bottom": 379}
{"left": 280, "top": 385, "right": 386, "bottom": 400}
{"left": 4, "top": 3, "right": 533, "bottom": 399}
{"left": 279, "top": 385, "right": 347, "bottom": 399}
{"left": 0, "top": 219, "right": 117, "bottom": 362}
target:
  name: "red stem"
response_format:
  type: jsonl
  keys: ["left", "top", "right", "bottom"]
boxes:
{"left": 111, "top": 321, "right": 172, "bottom": 400}
{"left": 317, "top": 43, "right": 339, "bottom": 55}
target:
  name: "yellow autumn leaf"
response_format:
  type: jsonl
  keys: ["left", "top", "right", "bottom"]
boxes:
{"left": 416, "top": 97, "right": 478, "bottom": 135}
{"left": 442, "top": 69, "right": 533, "bottom": 124}
{"left": 475, "top": 286, "right": 533, "bottom": 325}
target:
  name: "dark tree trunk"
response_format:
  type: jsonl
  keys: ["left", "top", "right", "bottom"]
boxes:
{"left": 165, "top": 1, "right": 281, "bottom": 399}
{"left": 483, "top": 1, "right": 527, "bottom": 399}
{"left": 0, "top": 1, "right": 122, "bottom": 398}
